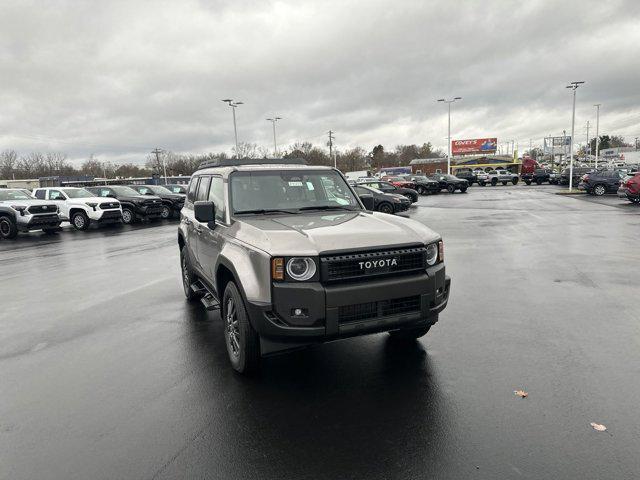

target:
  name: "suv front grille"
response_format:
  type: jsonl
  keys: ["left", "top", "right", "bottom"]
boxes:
{"left": 320, "top": 246, "right": 426, "bottom": 282}
{"left": 338, "top": 296, "right": 421, "bottom": 324}
{"left": 99, "top": 202, "right": 119, "bottom": 210}
{"left": 27, "top": 204, "right": 56, "bottom": 215}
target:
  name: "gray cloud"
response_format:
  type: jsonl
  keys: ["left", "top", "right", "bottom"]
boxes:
{"left": 1, "top": 0, "right": 639, "bottom": 165}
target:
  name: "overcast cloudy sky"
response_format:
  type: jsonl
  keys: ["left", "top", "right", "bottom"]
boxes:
{"left": 1, "top": 0, "right": 639, "bottom": 164}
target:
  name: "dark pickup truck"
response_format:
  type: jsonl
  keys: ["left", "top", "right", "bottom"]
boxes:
{"left": 522, "top": 168, "right": 558, "bottom": 185}
{"left": 87, "top": 186, "right": 165, "bottom": 224}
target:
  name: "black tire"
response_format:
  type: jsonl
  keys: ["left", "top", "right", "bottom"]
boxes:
{"left": 491, "top": 178, "right": 498, "bottom": 186}
{"left": 535, "top": 178, "right": 543, "bottom": 185}
{"left": 630, "top": 197, "right": 640, "bottom": 204}
{"left": 460, "top": 187, "right": 468, "bottom": 193}
{"left": 0, "top": 215, "right": 18, "bottom": 239}
{"left": 71, "top": 211, "right": 90, "bottom": 231}
{"left": 160, "top": 205, "right": 171, "bottom": 219}
{"left": 223, "top": 281, "right": 260, "bottom": 374}
{"left": 389, "top": 324, "right": 432, "bottom": 340}
{"left": 593, "top": 184, "right": 607, "bottom": 196}
{"left": 121, "top": 208, "right": 135, "bottom": 224}
{"left": 524, "top": 180, "right": 531, "bottom": 185}
{"left": 181, "top": 246, "right": 200, "bottom": 302}
{"left": 479, "top": 182, "right": 486, "bottom": 187}
{"left": 512, "top": 178, "right": 519, "bottom": 185}
{"left": 446, "top": 184, "right": 456, "bottom": 194}
{"left": 416, "top": 186, "right": 426, "bottom": 195}
{"left": 378, "top": 202, "right": 393, "bottom": 214}
{"left": 42, "top": 228, "right": 58, "bottom": 235}
{"left": 501, "top": 181, "right": 507, "bottom": 186}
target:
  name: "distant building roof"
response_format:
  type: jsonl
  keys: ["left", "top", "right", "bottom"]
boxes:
{"left": 409, "top": 158, "right": 447, "bottom": 165}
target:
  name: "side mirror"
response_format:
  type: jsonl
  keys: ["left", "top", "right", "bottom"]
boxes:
{"left": 359, "top": 194, "right": 375, "bottom": 211}
{"left": 194, "top": 200, "right": 216, "bottom": 227}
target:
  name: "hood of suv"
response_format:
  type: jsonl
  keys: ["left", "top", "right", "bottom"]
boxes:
{"left": 232, "top": 211, "right": 439, "bottom": 255}
{"left": 67, "top": 196, "right": 110, "bottom": 205}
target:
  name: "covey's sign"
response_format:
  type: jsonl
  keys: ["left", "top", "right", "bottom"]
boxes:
{"left": 452, "top": 138, "right": 497, "bottom": 155}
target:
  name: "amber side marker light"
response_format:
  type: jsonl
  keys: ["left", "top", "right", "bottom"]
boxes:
{"left": 272, "top": 257, "right": 284, "bottom": 280}
{"left": 438, "top": 241, "right": 444, "bottom": 262}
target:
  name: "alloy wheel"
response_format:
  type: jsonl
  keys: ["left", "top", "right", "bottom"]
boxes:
{"left": 161, "top": 206, "right": 170, "bottom": 219}
{"left": 594, "top": 185, "right": 606, "bottom": 196}
{"left": 122, "top": 210, "right": 132, "bottom": 224}
{"left": 0, "top": 219, "right": 10, "bottom": 236}
{"left": 226, "top": 297, "right": 241, "bottom": 358}
{"left": 73, "top": 215, "right": 85, "bottom": 229}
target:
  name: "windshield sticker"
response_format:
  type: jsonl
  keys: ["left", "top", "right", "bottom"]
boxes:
{"left": 288, "top": 181, "right": 303, "bottom": 187}
{"left": 306, "top": 182, "right": 315, "bottom": 190}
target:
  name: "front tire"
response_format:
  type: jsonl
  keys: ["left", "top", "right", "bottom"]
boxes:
{"left": 524, "top": 179, "right": 531, "bottom": 185}
{"left": 223, "top": 282, "right": 260, "bottom": 374}
{"left": 491, "top": 178, "right": 498, "bottom": 186}
{"left": 460, "top": 187, "right": 468, "bottom": 193}
{"left": 181, "top": 246, "right": 199, "bottom": 302}
{"left": 594, "top": 184, "right": 606, "bottom": 196}
{"left": 71, "top": 211, "right": 90, "bottom": 230}
{"left": 121, "top": 208, "right": 134, "bottom": 224}
{"left": 0, "top": 216, "right": 18, "bottom": 239}
{"left": 512, "top": 178, "right": 519, "bottom": 185}
{"left": 501, "top": 181, "right": 508, "bottom": 186}
{"left": 416, "top": 186, "right": 426, "bottom": 195}
{"left": 160, "top": 205, "right": 171, "bottom": 219}
{"left": 447, "top": 184, "right": 456, "bottom": 194}
{"left": 378, "top": 202, "right": 393, "bottom": 214}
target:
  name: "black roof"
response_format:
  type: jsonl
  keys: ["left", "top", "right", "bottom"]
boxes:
{"left": 197, "top": 157, "right": 307, "bottom": 170}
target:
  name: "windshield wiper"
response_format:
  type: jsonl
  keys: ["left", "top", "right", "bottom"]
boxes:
{"left": 298, "top": 205, "right": 356, "bottom": 211}
{"left": 234, "top": 208, "right": 300, "bottom": 215}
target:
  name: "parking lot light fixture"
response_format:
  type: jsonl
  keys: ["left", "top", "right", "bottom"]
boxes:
{"left": 222, "top": 99, "right": 243, "bottom": 157}
{"left": 566, "top": 82, "right": 585, "bottom": 191}
{"left": 266, "top": 117, "right": 283, "bottom": 157}
{"left": 438, "top": 97, "right": 462, "bottom": 174}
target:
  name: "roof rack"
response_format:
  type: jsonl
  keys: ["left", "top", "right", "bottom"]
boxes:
{"left": 197, "top": 157, "right": 307, "bottom": 170}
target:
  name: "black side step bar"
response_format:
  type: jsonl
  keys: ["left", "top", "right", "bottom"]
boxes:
{"left": 190, "top": 280, "right": 220, "bottom": 311}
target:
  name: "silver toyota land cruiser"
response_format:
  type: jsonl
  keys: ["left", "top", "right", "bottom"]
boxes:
{"left": 178, "top": 158, "right": 451, "bottom": 373}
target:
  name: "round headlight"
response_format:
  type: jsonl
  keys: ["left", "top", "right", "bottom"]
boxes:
{"left": 286, "top": 257, "right": 316, "bottom": 281}
{"left": 426, "top": 243, "right": 439, "bottom": 266}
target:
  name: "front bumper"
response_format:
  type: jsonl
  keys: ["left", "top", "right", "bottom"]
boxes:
{"left": 91, "top": 209, "right": 123, "bottom": 222}
{"left": 247, "top": 264, "right": 451, "bottom": 355}
{"left": 18, "top": 214, "right": 61, "bottom": 231}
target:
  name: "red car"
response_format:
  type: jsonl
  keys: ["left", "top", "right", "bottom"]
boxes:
{"left": 382, "top": 176, "right": 417, "bottom": 190}
{"left": 618, "top": 172, "right": 640, "bottom": 204}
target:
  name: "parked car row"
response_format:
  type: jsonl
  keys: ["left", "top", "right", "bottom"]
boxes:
{"left": 0, "top": 184, "right": 186, "bottom": 239}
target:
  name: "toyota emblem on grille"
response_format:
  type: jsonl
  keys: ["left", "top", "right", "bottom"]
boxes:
{"left": 42, "top": 206, "right": 48, "bottom": 210}
{"left": 359, "top": 258, "right": 398, "bottom": 270}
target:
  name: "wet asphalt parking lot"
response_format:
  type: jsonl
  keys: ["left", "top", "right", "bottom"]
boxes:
{"left": 1, "top": 185, "right": 639, "bottom": 480}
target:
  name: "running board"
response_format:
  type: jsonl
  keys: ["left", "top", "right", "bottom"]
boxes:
{"left": 190, "top": 280, "right": 220, "bottom": 311}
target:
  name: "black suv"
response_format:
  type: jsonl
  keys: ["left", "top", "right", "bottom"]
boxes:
{"left": 357, "top": 180, "right": 419, "bottom": 202}
{"left": 454, "top": 169, "right": 477, "bottom": 185}
{"left": 428, "top": 174, "right": 469, "bottom": 193}
{"left": 523, "top": 168, "right": 554, "bottom": 185}
{"left": 87, "top": 186, "right": 164, "bottom": 224}
{"left": 130, "top": 185, "right": 186, "bottom": 219}
{"left": 560, "top": 167, "right": 591, "bottom": 186}
{"left": 406, "top": 175, "right": 441, "bottom": 195}
{"left": 578, "top": 170, "right": 625, "bottom": 196}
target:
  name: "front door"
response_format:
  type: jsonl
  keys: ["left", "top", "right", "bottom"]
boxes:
{"left": 196, "top": 176, "right": 225, "bottom": 287}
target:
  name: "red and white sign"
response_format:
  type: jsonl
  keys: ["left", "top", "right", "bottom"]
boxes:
{"left": 452, "top": 138, "right": 497, "bottom": 155}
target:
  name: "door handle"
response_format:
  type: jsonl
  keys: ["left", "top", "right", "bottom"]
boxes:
{"left": 184, "top": 218, "right": 192, "bottom": 225}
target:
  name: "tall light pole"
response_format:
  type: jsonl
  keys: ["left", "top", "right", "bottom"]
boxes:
{"left": 437, "top": 97, "right": 462, "bottom": 174}
{"left": 266, "top": 117, "right": 282, "bottom": 157}
{"left": 222, "top": 99, "right": 243, "bottom": 157}
{"left": 594, "top": 104, "right": 601, "bottom": 169}
{"left": 566, "top": 82, "right": 585, "bottom": 191}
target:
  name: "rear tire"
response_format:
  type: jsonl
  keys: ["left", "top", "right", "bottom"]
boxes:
{"left": 0, "top": 216, "right": 18, "bottom": 239}
{"left": 223, "top": 281, "right": 260, "bottom": 374}
{"left": 389, "top": 324, "right": 432, "bottom": 340}
{"left": 71, "top": 211, "right": 90, "bottom": 231}
{"left": 524, "top": 180, "right": 531, "bottom": 185}
{"left": 447, "top": 184, "right": 456, "bottom": 194}
{"left": 535, "top": 178, "right": 543, "bottom": 185}
{"left": 417, "top": 186, "right": 426, "bottom": 195}
{"left": 160, "top": 205, "right": 171, "bottom": 219}
{"left": 491, "top": 178, "right": 498, "bottom": 186}
{"left": 479, "top": 182, "right": 486, "bottom": 187}
{"left": 501, "top": 181, "right": 507, "bottom": 186}
{"left": 512, "top": 178, "right": 519, "bottom": 185}
{"left": 460, "top": 187, "right": 468, "bottom": 193}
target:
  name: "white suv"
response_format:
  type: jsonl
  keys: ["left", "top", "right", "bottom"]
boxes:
{"left": 33, "top": 187, "right": 123, "bottom": 230}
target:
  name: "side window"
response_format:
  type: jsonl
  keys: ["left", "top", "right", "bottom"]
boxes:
{"left": 49, "top": 190, "right": 65, "bottom": 200}
{"left": 354, "top": 186, "right": 367, "bottom": 195}
{"left": 187, "top": 177, "right": 199, "bottom": 204}
{"left": 138, "top": 187, "right": 150, "bottom": 195}
{"left": 196, "top": 176, "right": 211, "bottom": 202}
{"left": 34, "top": 189, "right": 46, "bottom": 199}
{"left": 208, "top": 177, "right": 226, "bottom": 222}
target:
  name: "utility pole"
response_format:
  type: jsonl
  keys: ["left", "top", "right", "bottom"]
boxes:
{"left": 566, "top": 81, "right": 585, "bottom": 191}
{"left": 594, "top": 104, "right": 601, "bottom": 169}
{"left": 152, "top": 148, "right": 165, "bottom": 184}
{"left": 328, "top": 130, "right": 335, "bottom": 168}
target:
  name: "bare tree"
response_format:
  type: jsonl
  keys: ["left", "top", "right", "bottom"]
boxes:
{"left": 1, "top": 149, "right": 18, "bottom": 179}
{"left": 233, "top": 142, "right": 259, "bottom": 159}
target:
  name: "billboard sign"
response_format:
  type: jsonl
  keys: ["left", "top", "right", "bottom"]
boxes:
{"left": 452, "top": 138, "right": 497, "bottom": 155}
{"left": 543, "top": 136, "right": 571, "bottom": 156}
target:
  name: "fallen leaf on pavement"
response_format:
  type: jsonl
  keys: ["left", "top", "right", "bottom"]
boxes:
{"left": 590, "top": 422, "right": 607, "bottom": 432}
{"left": 514, "top": 390, "right": 528, "bottom": 398}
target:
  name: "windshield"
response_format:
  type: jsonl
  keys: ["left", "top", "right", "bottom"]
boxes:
{"left": 167, "top": 185, "right": 186, "bottom": 193}
{"left": 111, "top": 186, "right": 141, "bottom": 196}
{"left": 0, "top": 190, "right": 33, "bottom": 201}
{"left": 230, "top": 170, "right": 361, "bottom": 214}
{"left": 62, "top": 188, "right": 94, "bottom": 198}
